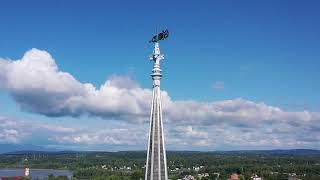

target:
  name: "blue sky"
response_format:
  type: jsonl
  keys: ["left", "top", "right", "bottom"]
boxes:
{"left": 0, "top": 0, "right": 320, "bottom": 151}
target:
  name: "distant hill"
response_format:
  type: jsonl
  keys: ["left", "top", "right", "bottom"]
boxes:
{"left": 214, "top": 149, "right": 320, "bottom": 156}
{"left": 1, "top": 145, "right": 320, "bottom": 156}
{"left": 0, "top": 144, "right": 58, "bottom": 154}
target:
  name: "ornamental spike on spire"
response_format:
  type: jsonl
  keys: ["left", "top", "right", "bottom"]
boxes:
{"left": 145, "top": 31, "right": 169, "bottom": 180}
{"left": 150, "top": 42, "right": 164, "bottom": 87}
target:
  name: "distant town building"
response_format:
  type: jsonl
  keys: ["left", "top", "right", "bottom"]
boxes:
{"left": 193, "top": 167, "right": 200, "bottom": 171}
{"left": 182, "top": 175, "right": 195, "bottom": 180}
{"left": 197, "top": 173, "right": 209, "bottom": 179}
{"left": 251, "top": 174, "right": 262, "bottom": 180}
{"left": 228, "top": 173, "right": 240, "bottom": 180}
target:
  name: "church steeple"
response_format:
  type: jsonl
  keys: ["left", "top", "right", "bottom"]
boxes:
{"left": 145, "top": 42, "right": 168, "bottom": 180}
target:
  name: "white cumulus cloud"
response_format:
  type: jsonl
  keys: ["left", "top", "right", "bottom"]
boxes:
{"left": 0, "top": 49, "right": 161, "bottom": 122}
{"left": 0, "top": 49, "right": 320, "bottom": 149}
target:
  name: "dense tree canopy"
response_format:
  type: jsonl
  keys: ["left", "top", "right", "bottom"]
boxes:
{"left": 0, "top": 151, "right": 319, "bottom": 179}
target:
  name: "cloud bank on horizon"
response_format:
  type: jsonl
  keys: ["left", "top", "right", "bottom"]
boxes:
{"left": 0, "top": 49, "right": 319, "bottom": 150}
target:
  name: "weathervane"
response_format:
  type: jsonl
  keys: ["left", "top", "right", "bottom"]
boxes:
{"left": 149, "top": 29, "right": 169, "bottom": 63}
{"left": 149, "top": 29, "right": 169, "bottom": 43}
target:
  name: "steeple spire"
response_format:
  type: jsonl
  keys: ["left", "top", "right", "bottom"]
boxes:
{"left": 145, "top": 42, "right": 168, "bottom": 180}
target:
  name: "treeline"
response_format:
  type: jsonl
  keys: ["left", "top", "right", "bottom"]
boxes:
{"left": 73, "top": 169, "right": 143, "bottom": 180}
{"left": 1, "top": 151, "right": 319, "bottom": 179}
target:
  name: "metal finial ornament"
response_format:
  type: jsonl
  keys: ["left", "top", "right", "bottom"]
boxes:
{"left": 149, "top": 29, "right": 169, "bottom": 43}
